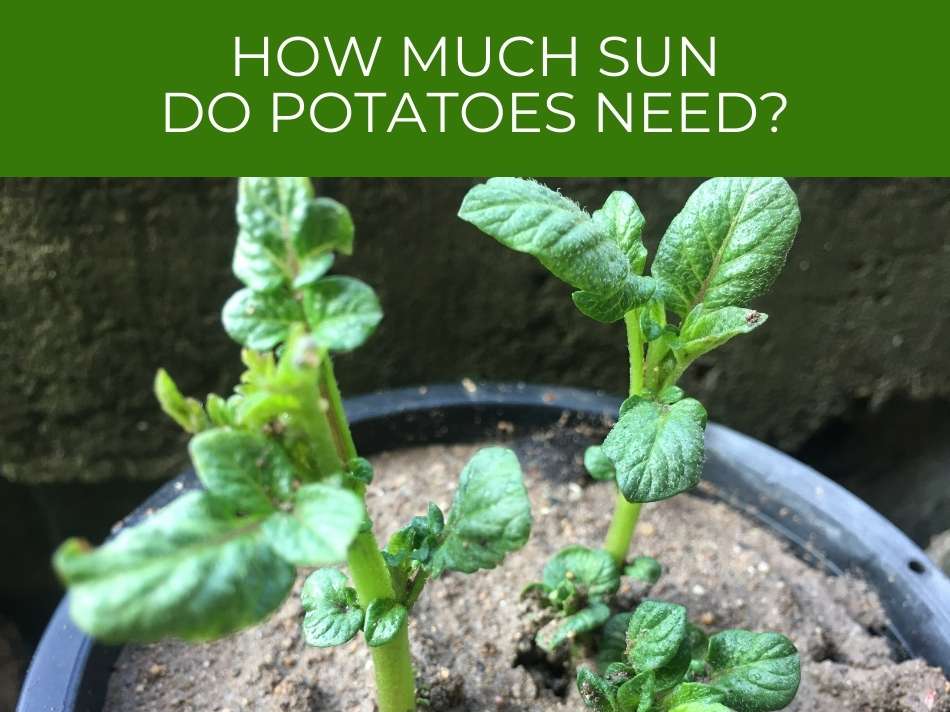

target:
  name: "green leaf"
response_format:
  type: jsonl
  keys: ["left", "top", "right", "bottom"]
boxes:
{"left": 674, "top": 305, "right": 768, "bottom": 362}
{"left": 154, "top": 369, "right": 208, "bottom": 434}
{"left": 668, "top": 704, "right": 733, "bottom": 712}
{"left": 302, "top": 276, "right": 383, "bottom": 352}
{"left": 604, "top": 662, "right": 636, "bottom": 686}
{"left": 301, "top": 568, "right": 364, "bottom": 647}
{"left": 687, "top": 624, "right": 710, "bottom": 676}
{"left": 658, "top": 385, "right": 685, "bottom": 405}
{"left": 624, "top": 556, "right": 662, "bottom": 585}
{"left": 585, "top": 445, "right": 616, "bottom": 481}
{"left": 363, "top": 598, "right": 408, "bottom": 647}
{"left": 602, "top": 397, "right": 707, "bottom": 503}
{"left": 626, "top": 601, "right": 688, "bottom": 672}
{"left": 537, "top": 602, "right": 611, "bottom": 652}
{"left": 459, "top": 177, "right": 631, "bottom": 295}
{"left": 383, "top": 502, "right": 445, "bottom": 571}
{"left": 577, "top": 668, "right": 617, "bottom": 712}
{"left": 652, "top": 177, "right": 800, "bottom": 317}
{"left": 296, "top": 196, "right": 355, "bottom": 259}
{"left": 639, "top": 299, "right": 667, "bottom": 342}
{"left": 234, "top": 177, "right": 313, "bottom": 292}
{"left": 429, "top": 447, "right": 531, "bottom": 576}
{"left": 571, "top": 275, "right": 655, "bottom": 323}
{"left": 666, "top": 682, "right": 725, "bottom": 707}
{"left": 205, "top": 393, "right": 236, "bottom": 427}
{"left": 293, "top": 252, "right": 335, "bottom": 288}
{"left": 189, "top": 428, "right": 295, "bottom": 513}
{"left": 707, "top": 630, "right": 800, "bottom": 712}
{"left": 598, "top": 612, "right": 633, "bottom": 671}
{"left": 54, "top": 491, "right": 294, "bottom": 643}
{"left": 347, "top": 456, "right": 374, "bottom": 485}
{"left": 543, "top": 546, "right": 620, "bottom": 602}
{"left": 261, "top": 483, "right": 364, "bottom": 567}
{"left": 233, "top": 391, "right": 301, "bottom": 430}
{"left": 616, "top": 670, "right": 655, "bottom": 712}
{"left": 592, "top": 190, "right": 647, "bottom": 274}
{"left": 222, "top": 288, "right": 304, "bottom": 351}
{"left": 654, "top": 636, "right": 693, "bottom": 691}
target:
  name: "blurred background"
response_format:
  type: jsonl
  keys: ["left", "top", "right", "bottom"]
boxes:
{"left": 1, "top": 177, "right": 949, "bottom": 709}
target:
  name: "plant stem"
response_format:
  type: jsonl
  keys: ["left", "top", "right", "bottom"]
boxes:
{"left": 603, "top": 493, "right": 643, "bottom": 566}
{"left": 315, "top": 354, "right": 417, "bottom": 712}
{"left": 404, "top": 570, "right": 430, "bottom": 612}
{"left": 348, "top": 531, "right": 417, "bottom": 712}
{"left": 603, "top": 312, "right": 648, "bottom": 566}
{"left": 625, "top": 311, "right": 644, "bottom": 395}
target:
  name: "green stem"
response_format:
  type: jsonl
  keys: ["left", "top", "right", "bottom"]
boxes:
{"left": 348, "top": 532, "right": 417, "bottom": 712}
{"left": 315, "top": 354, "right": 417, "bottom": 712}
{"left": 624, "top": 311, "right": 644, "bottom": 395}
{"left": 603, "top": 493, "right": 643, "bottom": 566}
{"left": 643, "top": 338, "right": 672, "bottom": 392}
{"left": 603, "top": 312, "right": 648, "bottom": 566}
{"left": 403, "top": 570, "right": 430, "bottom": 612}
{"left": 320, "top": 352, "right": 358, "bottom": 462}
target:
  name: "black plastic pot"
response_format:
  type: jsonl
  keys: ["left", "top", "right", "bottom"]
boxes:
{"left": 17, "top": 383, "right": 950, "bottom": 712}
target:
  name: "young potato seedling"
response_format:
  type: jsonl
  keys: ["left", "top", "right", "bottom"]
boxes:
{"left": 460, "top": 177, "right": 802, "bottom": 710}
{"left": 53, "top": 178, "right": 532, "bottom": 712}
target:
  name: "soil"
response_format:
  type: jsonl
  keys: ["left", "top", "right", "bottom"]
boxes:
{"left": 104, "top": 424, "right": 950, "bottom": 712}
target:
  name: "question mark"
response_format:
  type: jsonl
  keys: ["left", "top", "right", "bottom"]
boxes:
{"left": 760, "top": 92, "right": 787, "bottom": 133}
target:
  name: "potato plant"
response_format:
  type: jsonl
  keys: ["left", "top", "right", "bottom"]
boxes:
{"left": 53, "top": 177, "right": 533, "bottom": 712}
{"left": 460, "top": 177, "right": 802, "bottom": 711}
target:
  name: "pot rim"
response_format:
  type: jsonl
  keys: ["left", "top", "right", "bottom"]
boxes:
{"left": 17, "top": 382, "right": 950, "bottom": 712}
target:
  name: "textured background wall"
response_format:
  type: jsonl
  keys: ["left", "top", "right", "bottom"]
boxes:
{"left": 1, "top": 177, "right": 949, "bottom": 657}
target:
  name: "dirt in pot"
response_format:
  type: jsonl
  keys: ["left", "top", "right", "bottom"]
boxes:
{"left": 105, "top": 423, "right": 950, "bottom": 712}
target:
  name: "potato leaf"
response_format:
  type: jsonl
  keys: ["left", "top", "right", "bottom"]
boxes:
{"left": 624, "top": 556, "right": 662, "bottom": 585}
{"left": 639, "top": 298, "right": 667, "bottom": 342}
{"left": 652, "top": 177, "right": 800, "bottom": 317}
{"left": 222, "top": 287, "right": 304, "bottom": 351}
{"left": 428, "top": 447, "right": 531, "bottom": 576}
{"left": 673, "top": 304, "right": 768, "bottom": 363}
{"left": 602, "top": 398, "right": 707, "bottom": 503}
{"left": 189, "top": 427, "right": 295, "bottom": 514}
{"left": 572, "top": 275, "right": 655, "bottom": 323}
{"left": 592, "top": 190, "right": 647, "bottom": 274}
{"left": 383, "top": 502, "right": 445, "bottom": 571}
{"left": 668, "top": 703, "right": 733, "bottom": 712}
{"left": 537, "top": 602, "right": 611, "bottom": 652}
{"left": 653, "top": 635, "right": 693, "bottom": 691}
{"left": 154, "top": 368, "right": 209, "bottom": 434}
{"left": 626, "top": 601, "right": 688, "bottom": 672}
{"left": 293, "top": 252, "right": 335, "bottom": 288}
{"left": 543, "top": 545, "right": 620, "bottom": 602}
{"left": 706, "top": 630, "right": 800, "bottom": 712}
{"left": 301, "top": 568, "right": 364, "bottom": 647}
{"left": 687, "top": 624, "right": 710, "bottom": 676}
{"left": 460, "top": 178, "right": 652, "bottom": 322}
{"left": 459, "top": 178, "right": 629, "bottom": 294}
{"left": 347, "top": 456, "right": 375, "bottom": 485}
{"left": 577, "top": 667, "right": 617, "bottom": 712}
{"left": 363, "top": 598, "right": 408, "bottom": 647}
{"left": 53, "top": 491, "right": 294, "bottom": 643}
{"left": 295, "top": 196, "right": 354, "bottom": 261}
{"left": 261, "top": 483, "right": 364, "bottom": 567}
{"left": 666, "top": 682, "right": 725, "bottom": 707}
{"left": 598, "top": 612, "right": 633, "bottom": 671}
{"left": 616, "top": 670, "right": 655, "bottom": 712}
{"left": 584, "top": 445, "right": 616, "bottom": 481}
{"left": 234, "top": 177, "right": 313, "bottom": 292}
{"left": 302, "top": 276, "right": 383, "bottom": 352}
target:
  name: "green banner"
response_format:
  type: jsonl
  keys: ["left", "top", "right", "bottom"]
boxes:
{"left": 2, "top": 2, "right": 948, "bottom": 175}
